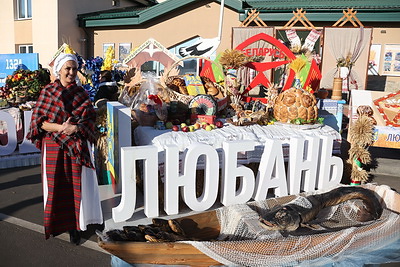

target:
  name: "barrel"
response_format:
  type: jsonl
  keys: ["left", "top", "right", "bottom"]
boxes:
{"left": 331, "top": 77, "right": 343, "bottom": 100}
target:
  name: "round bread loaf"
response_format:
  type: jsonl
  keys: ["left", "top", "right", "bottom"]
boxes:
{"left": 273, "top": 87, "right": 318, "bottom": 123}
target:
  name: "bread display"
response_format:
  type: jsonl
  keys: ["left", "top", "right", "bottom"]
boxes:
{"left": 273, "top": 87, "right": 318, "bottom": 123}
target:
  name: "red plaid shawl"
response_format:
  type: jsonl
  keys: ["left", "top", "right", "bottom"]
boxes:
{"left": 27, "top": 80, "right": 96, "bottom": 168}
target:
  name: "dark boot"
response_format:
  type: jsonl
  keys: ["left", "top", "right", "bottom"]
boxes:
{"left": 69, "top": 229, "right": 81, "bottom": 245}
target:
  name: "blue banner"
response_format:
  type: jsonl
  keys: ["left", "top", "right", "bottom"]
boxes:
{"left": 0, "top": 53, "right": 39, "bottom": 86}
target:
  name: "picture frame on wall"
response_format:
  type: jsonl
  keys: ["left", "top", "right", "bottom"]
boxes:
{"left": 103, "top": 43, "right": 115, "bottom": 58}
{"left": 119, "top": 43, "right": 131, "bottom": 62}
{"left": 382, "top": 44, "right": 400, "bottom": 76}
{"left": 368, "top": 44, "right": 381, "bottom": 75}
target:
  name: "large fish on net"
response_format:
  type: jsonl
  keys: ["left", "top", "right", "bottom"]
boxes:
{"left": 259, "top": 186, "right": 383, "bottom": 236}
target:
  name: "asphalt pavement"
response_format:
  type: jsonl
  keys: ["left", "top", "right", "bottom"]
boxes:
{"left": 0, "top": 145, "right": 399, "bottom": 267}
{"left": 0, "top": 165, "right": 110, "bottom": 267}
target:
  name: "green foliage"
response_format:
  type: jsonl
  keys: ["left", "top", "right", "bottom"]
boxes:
{"left": 289, "top": 117, "right": 324, "bottom": 125}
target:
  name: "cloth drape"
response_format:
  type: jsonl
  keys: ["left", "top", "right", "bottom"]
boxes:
{"left": 325, "top": 27, "right": 370, "bottom": 91}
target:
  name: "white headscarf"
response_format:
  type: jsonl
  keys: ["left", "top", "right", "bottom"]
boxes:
{"left": 53, "top": 53, "right": 78, "bottom": 78}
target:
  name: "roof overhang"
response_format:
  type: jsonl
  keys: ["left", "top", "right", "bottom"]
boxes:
{"left": 78, "top": 0, "right": 400, "bottom": 28}
{"left": 78, "top": 0, "right": 243, "bottom": 28}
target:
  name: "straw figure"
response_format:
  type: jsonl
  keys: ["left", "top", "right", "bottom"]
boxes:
{"left": 219, "top": 49, "right": 248, "bottom": 107}
{"left": 346, "top": 105, "right": 376, "bottom": 185}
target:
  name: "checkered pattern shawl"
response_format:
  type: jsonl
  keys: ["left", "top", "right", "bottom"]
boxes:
{"left": 27, "top": 80, "right": 96, "bottom": 168}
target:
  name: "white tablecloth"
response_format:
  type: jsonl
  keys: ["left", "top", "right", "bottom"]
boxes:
{"left": 134, "top": 122, "right": 342, "bottom": 166}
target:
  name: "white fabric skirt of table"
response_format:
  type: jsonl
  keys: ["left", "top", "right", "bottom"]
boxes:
{"left": 134, "top": 123, "right": 342, "bottom": 169}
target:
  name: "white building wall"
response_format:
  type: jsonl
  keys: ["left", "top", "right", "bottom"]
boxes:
{"left": 0, "top": 0, "right": 141, "bottom": 68}
{"left": 32, "top": 0, "right": 59, "bottom": 67}
{"left": 0, "top": 0, "right": 16, "bottom": 53}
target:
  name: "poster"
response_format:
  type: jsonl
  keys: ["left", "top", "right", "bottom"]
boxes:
{"left": 0, "top": 53, "right": 39, "bottom": 86}
{"left": 103, "top": 43, "right": 115, "bottom": 58}
{"left": 368, "top": 44, "right": 381, "bottom": 75}
{"left": 118, "top": 43, "right": 131, "bottom": 62}
{"left": 351, "top": 90, "right": 400, "bottom": 149}
{"left": 382, "top": 44, "right": 400, "bottom": 76}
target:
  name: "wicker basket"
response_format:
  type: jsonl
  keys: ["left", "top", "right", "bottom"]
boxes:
{"left": 161, "top": 56, "right": 229, "bottom": 111}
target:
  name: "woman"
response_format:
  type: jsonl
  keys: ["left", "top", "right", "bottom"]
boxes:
{"left": 27, "top": 53, "right": 103, "bottom": 245}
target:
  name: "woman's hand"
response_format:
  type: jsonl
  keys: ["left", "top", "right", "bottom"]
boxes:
{"left": 60, "top": 117, "right": 78, "bottom": 136}
{"left": 42, "top": 121, "right": 63, "bottom": 132}
{"left": 41, "top": 118, "right": 78, "bottom": 135}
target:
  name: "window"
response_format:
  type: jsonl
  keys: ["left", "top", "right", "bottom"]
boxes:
{"left": 19, "top": 45, "right": 33, "bottom": 53}
{"left": 17, "top": 0, "right": 32, "bottom": 19}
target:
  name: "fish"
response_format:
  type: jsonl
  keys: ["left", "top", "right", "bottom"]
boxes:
{"left": 105, "top": 218, "right": 189, "bottom": 242}
{"left": 259, "top": 186, "right": 383, "bottom": 236}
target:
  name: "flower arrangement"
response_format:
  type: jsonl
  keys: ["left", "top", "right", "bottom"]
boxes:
{"left": 336, "top": 54, "right": 354, "bottom": 68}
{"left": 289, "top": 44, "right": 311, "bottom": 56}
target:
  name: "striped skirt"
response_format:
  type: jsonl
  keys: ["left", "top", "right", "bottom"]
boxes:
{"left": 42, "top": 137, "right": 103, "bottom": 239}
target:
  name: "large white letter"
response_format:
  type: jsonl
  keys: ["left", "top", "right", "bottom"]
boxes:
{"left": 164, "top": 144, "right": 183, "bottom": 215}
{"left": 221, "top": 140, "right": 255, "bottom": 206}
{"left": 164, "top": 143, "right": 219, "bottom": 215}
{"left": 253, "top": 138, "right": 288, "bottom": 200}
{"left": 112, "top": 145, "right": 158, "bottom": 222}
{"left": 0, "top": 110, "right": 17, "bottom": 156}
{"left": 287, "top": 136, "right": 320, "bottom": 194}
{"left": 317, "top": 135, "right": 343, "bottom": 189}
{"left": 182, "top": 143, "right": 219, "bottom": 211}
{"left": 19, "top": 111, "right": 40, "bottom": 153}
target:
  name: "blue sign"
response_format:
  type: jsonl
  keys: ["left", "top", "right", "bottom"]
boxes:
{"left": 0, "top": 53, "right": 39, "bottom": 86}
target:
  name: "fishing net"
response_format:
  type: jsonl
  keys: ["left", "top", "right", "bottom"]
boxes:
{"left": 185, "top": 184, "right": 400, "bottom": 266}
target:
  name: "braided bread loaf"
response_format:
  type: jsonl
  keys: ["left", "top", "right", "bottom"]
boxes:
{"left": 273, "top": 88, "right": 318, "bottom": 123}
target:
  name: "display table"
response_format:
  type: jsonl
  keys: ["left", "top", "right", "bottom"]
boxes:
{"left": 134, "top": 123, "right": 342, "bottom": 167}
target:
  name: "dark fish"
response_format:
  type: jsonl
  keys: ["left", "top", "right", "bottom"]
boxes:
{"left": 168, "top": 219, "right": 186, "bottom": 236}
{"left": 259, "top": 186, "right": 383, "bottom": 236}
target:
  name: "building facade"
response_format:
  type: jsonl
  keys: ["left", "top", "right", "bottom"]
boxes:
{"left": 0, "top": 0, "right": 157, "bottom": 67}
{"left": 1, "top": 0, "right": 400, "bottom": 90}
